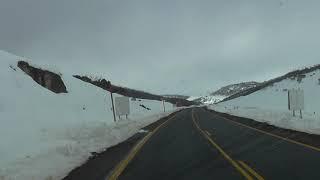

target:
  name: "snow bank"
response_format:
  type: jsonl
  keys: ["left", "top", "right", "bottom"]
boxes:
{"left": 0, "top": 50, "right": 175, "bottom": 180}
{"left": 201, "top": 95, "right": 227, "bottom": 104}
{"left": 209, "top": 68, "right": 320, "bottom": 135}
{"left": 210, "top": 105, "right": 320, "bottom": 135}
{"left": 190, "top": 95, "right": 226, "bottom": 104}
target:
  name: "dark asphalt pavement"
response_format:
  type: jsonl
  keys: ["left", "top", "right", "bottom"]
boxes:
{"left": 111, "top": 108, "right": 320, "bottom": 180}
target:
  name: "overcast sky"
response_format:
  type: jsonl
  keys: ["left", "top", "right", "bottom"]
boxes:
{"left": 1, "top": 0, "right": 320, "bottom": 95}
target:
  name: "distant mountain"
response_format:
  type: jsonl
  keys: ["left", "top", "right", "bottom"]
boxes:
{"left": 223, "top": 64, "right": 320, "bottom": 102}
{"left": 191, "top": 82, "right": 260, "bottom": 104}
{"left": 73, "top": 75, "right": 197, "bottom": 106}
{"left": 190, "top": 95, "right": 226, "bottom": 104}
{"left": 162, "top": 95, "right": 190, "bottom": 100}
{"left": 215, "top": 64, "right": 320, "bottom": 135}
{"left": 211, "top": 82, "right": 260, "bottom": 97}
{"left": 192, "top": 65, "right": 320, "bottom": 105}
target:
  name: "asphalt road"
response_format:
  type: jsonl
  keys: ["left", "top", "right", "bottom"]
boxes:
{"left": 108, "top": 108, "right": 320, "bottom": 180}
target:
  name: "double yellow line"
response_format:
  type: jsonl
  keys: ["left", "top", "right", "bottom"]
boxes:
{"left": 191, "top": 109, "right": 264, "bottom": 180}
{"left": 108, "top": 113, "right": 179, "bottom": 180}
{"left": 208, "top": 110, "right": 320, "bottom": 153}
{"left": 109, "top": 109, "right": 265, "bottom": 180}
{"left": 238, "top": 161, "right": 264, "bottom": 180}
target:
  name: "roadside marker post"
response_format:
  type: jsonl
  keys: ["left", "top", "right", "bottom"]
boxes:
{"left": 162, "top": 100, "right": 166, "bottom": 112}
{"left": 110, "top": 92, "right": 117, "bottom": 122}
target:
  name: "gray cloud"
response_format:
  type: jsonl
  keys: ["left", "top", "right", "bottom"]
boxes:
{"left": 1, "top": 0, "right": 320, "bottom": 95}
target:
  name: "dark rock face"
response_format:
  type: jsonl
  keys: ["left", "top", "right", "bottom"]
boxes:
{"left": 211, "top": 81, "right": 260, "bottom": 97}
{"left": 17, "top": 61, "right": 68, "bottom": 94}
{"left": 139, "top": 104, "right": 151, "bottom": 110}
{"left": 73, "top": 75, "right": 198, "bottom": 106}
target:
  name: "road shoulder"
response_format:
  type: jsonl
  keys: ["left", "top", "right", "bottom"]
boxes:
{"left": 205, "top": 108, "right": 320, "bottom": 150}
{"left": 62, "top": 110, "right": 181, "bottom": 180}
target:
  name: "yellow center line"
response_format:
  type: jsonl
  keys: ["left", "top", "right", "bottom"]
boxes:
{"left": 191, "top": 109, "right": 253, "bottom": 180}
{"left": 205, "top": 130, "right": 211, "bottom": 136}
{"left": 238, "top": 161, "right": 265, "bottom": 180}
{"left": 108, "top": 112, "right": 180, "bottom": 180}
{"left": 208, "top": 110, "right": 320, "bottom": 153}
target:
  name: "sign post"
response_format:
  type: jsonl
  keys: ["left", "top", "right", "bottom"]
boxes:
{"left": 110, "top": 92, "right": 116, "bottom": 122}
{"left": 162, "top": 100, "right": 166, "bottom": 112}
{"left": 297, "top": 89, "right": 304, "bottom": 119}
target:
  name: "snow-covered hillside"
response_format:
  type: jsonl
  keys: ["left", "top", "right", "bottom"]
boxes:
{"left": 210, "top": 66, "right": 320, "bottom": 135}
{"left": 0, "top": 50, "right": 175, "bottom": 180}
{"left": 211, "top": 81, "right": 260, "bottom": 97}
{"left": 191, "top": 82, "right": 260, "bottom": 105}
{"left": 191, "top": 95, "right": 227, "bottom": 104}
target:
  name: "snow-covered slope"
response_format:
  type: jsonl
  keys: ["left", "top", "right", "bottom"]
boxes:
{"left": 188, "top": 82, "right": 259, "bottom": 105}
{"left": 192, "top": 95, "right": 227, "bottom": 104}
{"left": 210, "top": 66, "right": 320, "bottom": 135}
{"left": 192, "top": 82, "right": 260, "bottom": 105}
{"left": 211, "top": 81, "right": 260, "bottom": 97}
{"left": 0, "top": 50, "right": 175, "bottom": 180}
{"left": 162, "top": 95, "right": 189, "bottom": 99}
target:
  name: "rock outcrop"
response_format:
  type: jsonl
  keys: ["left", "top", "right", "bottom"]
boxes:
{"left": 18, "top": 61, "right": 68, "bottom": 93}
{"left": 73, "top": 75, "right": 197, "bottom": 106}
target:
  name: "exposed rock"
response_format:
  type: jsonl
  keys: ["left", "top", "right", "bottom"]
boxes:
{"left": 162, "top": 95, "right": 189, "bottom": 100}
{"left": 139, "top": 104, "right": 151, "bottom": 110}
{"left": 9, "top": 65, "right": 17, "bottom": 71}
{"left": 211, "top": 81, "right": 260, "bottom": 97}
{"left": 73, "top": 75, "right": 113, "bottom": 92}
{"left": 73, "top": 75, "right": 197, "bottom": 106}
{"left": 297, "top": 74, "right": 306, "bottom": 83}
{"left": 17, "top": 61, "right": 68, "bottom": 93}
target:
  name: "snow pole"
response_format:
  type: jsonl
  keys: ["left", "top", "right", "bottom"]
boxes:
{"left": 110, "top": 92, "right": 116, "bottom": 122}
{"left": 162, "top": 100, "right": 166, "bottom": 112}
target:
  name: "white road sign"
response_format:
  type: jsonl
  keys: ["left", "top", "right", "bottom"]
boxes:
{"left": 297, "top": 89, "right": 304, "bottom": 110}
{"left": 288, "top": 89, "right": 304, "bottom": 111}
{"left": 115, "top": 97, "right": 130, "bottom": 116}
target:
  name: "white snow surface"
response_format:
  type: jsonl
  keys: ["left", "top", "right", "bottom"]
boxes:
{"left": 0, "top": 50, "right": 176, "bottom": 180}
{"left": 194, "top": 95, "right": 226, "bottom": 104}
{"left": 187, "top": 96, "right": 201, "bottom": 101}
{"left": 209, "top": 69, "right": 320, "bottom": 135}
{"left": 187, "top": 95, "right": 226, "bottom": 104}
{"left": 201, "top": 95, "right": 227, "bottom": 104}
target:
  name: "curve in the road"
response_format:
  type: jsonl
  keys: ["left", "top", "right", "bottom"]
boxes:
{"left": 191, "top": 109, "right": 263, "bottom": 180}
{"left": 205, "top": 109, "right": 320, "bottom": 153}
{"left": 106, "top": 108, "right": 320, "bottom": 180}
{"left": 107, "top": 112, "right": 179, "bottom": 180}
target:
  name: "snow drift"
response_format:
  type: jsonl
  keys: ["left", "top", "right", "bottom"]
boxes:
{"left": 0, "top": 50, "right": 175, "bottom": 180}
{"left": 210, "top": 65, "right": 320, "bottom": 135}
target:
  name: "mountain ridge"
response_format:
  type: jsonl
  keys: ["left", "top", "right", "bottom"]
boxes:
{"left": 222, "top": 64, "right": 320, "bottom": 102}
{"left": 191, "top": 81, "right": 260, "bottom": 104}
